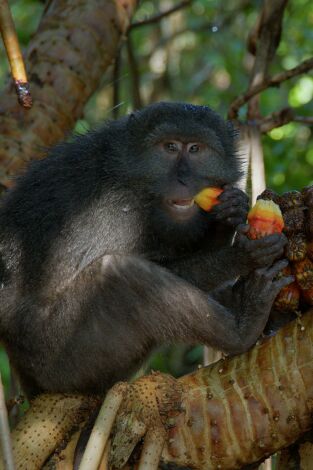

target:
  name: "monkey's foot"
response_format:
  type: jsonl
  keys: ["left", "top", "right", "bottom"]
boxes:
{"left": 79, "top": 373, "right": 184, "bottom": 470}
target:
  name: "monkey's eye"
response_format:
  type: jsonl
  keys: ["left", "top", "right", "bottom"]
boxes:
{"left": 165, "top": 142, "right": 179, "bottom": 153}
{"left": 189, "top": 144, "right": 200, "bottom": 153}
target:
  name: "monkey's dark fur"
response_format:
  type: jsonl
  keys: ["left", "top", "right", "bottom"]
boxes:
{"left": 0, "top": 102, "right": 289, "bottom": 397}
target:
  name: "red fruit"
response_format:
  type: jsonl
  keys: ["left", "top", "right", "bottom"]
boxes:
{"left": 247, "top": 199, "right": 284, "bottom": 240}
{"left": 274, "top": 266, "right": 300, "bottom": 313}
{"left": 274, "top": 282, "right": 301, "bottom": 313}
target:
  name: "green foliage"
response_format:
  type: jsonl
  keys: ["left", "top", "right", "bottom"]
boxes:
{"left": 0, "top": 348, "right": 10, "bottom": 393}
{"left": 0, "top": 0, "right": 312, "bottom": 383}
{"left": 83, "top": 0, "right": 313, "bottom": 199}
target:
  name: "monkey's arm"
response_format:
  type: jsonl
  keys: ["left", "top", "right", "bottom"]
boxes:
{"left": 15, "top": 255, "right": 291, "bottom": 395}
{"left": 164, "top": 232, "right": 287, "bottom": 291}
{"left": 163, "top": 185, "right": 286, "bottom": 291}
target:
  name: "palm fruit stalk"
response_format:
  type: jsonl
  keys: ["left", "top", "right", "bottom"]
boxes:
{"left": 247, "top": 198, "right": 300, "bottom": 313}
{"left": 279, "top": 190, "right": 307, "bottom": 262}
{"left": 256, "top": 189, "right": 306, "bottom": 261}
{"left": 194, "top": 187, "right": 223, "bottom": 212}
{"left": 273, "top": 186, "right": 313, "bottom": 310}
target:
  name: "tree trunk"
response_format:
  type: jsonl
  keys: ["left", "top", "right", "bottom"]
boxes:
{"left": 0, "top": 0, "right": 137, "bottom": 187}
{"left": 4, "top": 310, "right": 313, "bottom": 470}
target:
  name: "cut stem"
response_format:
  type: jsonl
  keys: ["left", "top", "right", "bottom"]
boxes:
{"left": 0, "top": 0, "right": 32, "bottom": 108}
{"left": 79, "top": 382, "right": 127, "bottom": 470}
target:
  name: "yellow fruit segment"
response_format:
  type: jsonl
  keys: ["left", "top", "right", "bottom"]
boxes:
{"left": 247, "top": 199, "right": 284, "bottom": 239}
{"left": 194, "top": 187, "right": 223, "bottom": 212}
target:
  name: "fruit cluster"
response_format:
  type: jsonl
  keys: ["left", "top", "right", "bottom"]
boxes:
{"left": 249, "top": 186, "right": 313, "bottom": 313}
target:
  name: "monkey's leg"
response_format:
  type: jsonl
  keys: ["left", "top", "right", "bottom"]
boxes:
{"left": 22, "top": 255, "right": 292, "bottom": 393}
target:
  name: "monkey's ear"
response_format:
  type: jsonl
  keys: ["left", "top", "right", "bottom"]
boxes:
{"left": 128, "top": 112, "right": 141, "bottom": 127}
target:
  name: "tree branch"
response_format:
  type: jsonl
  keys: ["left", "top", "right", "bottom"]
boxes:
{"left": 126, "top": 34, "right": 142, "bottom": 109}
{"left": 130, "top": 0, "right": 192, "bottom": 29}
{"left": 228, "top": 56, "right": 313, "bottom": 119}
{"left": 112, "top": 50, "right": 121, "bottom": 119}
{"left": 293, "top": 115, "right": 313, "bottom": 125}
{"left": 259, "top": 106, "right": 313, "bottom": 133}
{"left": 243, "top": 0, "right": 288, "bottom": 120}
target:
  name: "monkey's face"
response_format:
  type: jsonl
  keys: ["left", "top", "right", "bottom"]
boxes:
{"left": 126, "top": 102, "right": 242, "bottom": 243}
{"left": 155, "top": 139, "right": 218, "bottom": 223}
{"left": 126, "top": 136, "right": 239, "bottom": 250}
{"left": 137, "top": 134, "right": 239, "bottom": 224}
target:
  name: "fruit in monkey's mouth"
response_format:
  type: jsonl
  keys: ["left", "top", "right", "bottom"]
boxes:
{"left": 194, "top": 187, "right": 223, "bottom": 212}
{"left": 247, "top": 199, "right": 284, "bottom": 239}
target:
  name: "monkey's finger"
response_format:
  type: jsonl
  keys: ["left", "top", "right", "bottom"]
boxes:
{"left": 235, "top": 223, "right": 250, "bottom": 234}
{"left": 249, "top": 260, "right": 289, "bottom": 292}
{"left": 252, "top": 242, "right": 286, "bottom": 259}
{"left": 223, "top": 217, "right": 247, "bottom": 227}
{"left": 247, "top": 249, "right": 286, "bottom": 266}
{"left": 215, "top": 207, "right": 247, "bottom": 221}
{"left": 241, "top": 233, "right": 287, "bottom": 251}
{"left": 221, "top": 184, "right": 245, "bottom": 193}
{"left": 214, "top": 199, "right": 247, "bottom": 212}
{"left": 259, "top": 259, "right": 289, "bottom": 278}
{"left": 273, "top": 275, "right": 295, "bottom": 292}
{"left": 252, "top": 253, "right": 284, "bottom": 269}
{"left": 218, "top": 187, "right": 249, "bottom": 202}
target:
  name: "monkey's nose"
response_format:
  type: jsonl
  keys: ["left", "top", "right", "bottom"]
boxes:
{"left": 177, "top": 177, "right": 187, "bottom": 186}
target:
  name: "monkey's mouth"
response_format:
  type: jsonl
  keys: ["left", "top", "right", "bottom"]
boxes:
{"left": 166, "top": 199, "right": 197, "bottom": 219}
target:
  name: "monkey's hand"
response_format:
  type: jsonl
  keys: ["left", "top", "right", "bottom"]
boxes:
{"left": 233, "top": 225, "right": 287, "bottom": 274}
{"left": 222, "top": 260, "right": 294, "bottom": 354}
{"left": 213, "top": 184, "right": 249, "bottom": 228}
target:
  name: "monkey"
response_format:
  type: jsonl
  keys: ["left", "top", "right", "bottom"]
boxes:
{"left": 0, "top": 102, "right": 291, "bottom": 397}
